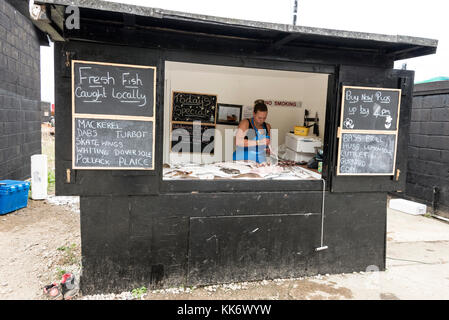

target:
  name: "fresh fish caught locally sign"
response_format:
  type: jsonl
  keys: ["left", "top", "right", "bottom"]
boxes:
{"left": 72, "top": 61, "right": 156, "bottom": 117}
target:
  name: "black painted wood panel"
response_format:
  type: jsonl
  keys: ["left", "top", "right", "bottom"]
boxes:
{"left": 130, "top": 192, "right": 324, "bottom": 218}
{"left": 331, "top": 66, "right": 414, "bottom": 192}
{"left": 55, "top": 41, "right": 163, "bottom": 196}
{"left": 187, "top": 214, "right": 322, "bottom": 285}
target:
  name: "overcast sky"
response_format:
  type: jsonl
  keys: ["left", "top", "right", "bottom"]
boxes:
{"left": 40, "top": 0, "right": 447, "bottom": 103}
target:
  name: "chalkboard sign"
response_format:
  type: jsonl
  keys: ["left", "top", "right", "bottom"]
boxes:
{"left": 341, "top": 86, "right": 401, "bottom": 131}
{"left": 171, "top": 122, "right": 215, "bottom": 154}
{"left": 72, "top": 61, "right": 156, "bottom": 117}
{"left": 73, "top": 118, "right": 154, "bottom": 169}
{"left": 337, "top": 133, "right": 396, "bottom": 175}
{"left": 171, "top": 91, "right": 217, "bottom": 124}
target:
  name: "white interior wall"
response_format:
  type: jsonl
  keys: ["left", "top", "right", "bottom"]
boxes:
{"left": 164, "top": 62, "right": 329, "bottom": 164}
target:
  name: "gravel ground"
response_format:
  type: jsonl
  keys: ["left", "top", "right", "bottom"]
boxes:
{"left": 0, "top": 196, "right": 356, "bottom": 300}
{"left": 0, "top": 197, "right": 81, "bottom": 300}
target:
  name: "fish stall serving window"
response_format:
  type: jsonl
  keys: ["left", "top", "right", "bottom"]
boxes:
{"left": 163, "top": 61, "right": 329, "bottom": 181}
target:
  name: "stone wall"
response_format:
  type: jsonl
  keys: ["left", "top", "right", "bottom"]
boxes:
{"left": 407, "top": 81, "right": 449, "bottom": 210}
{"left": 0, "top": 0, "right": 42, "bottom": 180}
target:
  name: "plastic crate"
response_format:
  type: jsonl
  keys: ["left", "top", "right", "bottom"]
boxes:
{"left": 0, "top": 180, "right": 31, "bottom": 215}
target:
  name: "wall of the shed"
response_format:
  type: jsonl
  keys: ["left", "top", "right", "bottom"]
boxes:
{"left": 78, "top": 192, "right": 386, "bottom": 294}
{"left": 53, "top": 38, "right": 395, "bottom": 294}
{"left": 0, "top": 1, "right": 41, "bottom": 180}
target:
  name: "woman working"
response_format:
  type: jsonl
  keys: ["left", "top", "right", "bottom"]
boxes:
{"left": 233, "top": 99, "right": 271, "bottom": 164}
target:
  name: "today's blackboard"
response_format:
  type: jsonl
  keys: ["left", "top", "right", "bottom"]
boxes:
{"left": 171, "top": 122, "right": 215, "bottom": 154}
{"left": 341, "top": 86, "right": 401, "bottom": 131}
{"left": 171, "top": 91, "right": 217, "bottom": 124}
{"left": 338, "top": 133, "right": 396, "bottom": 175}
{"left": 73, "top": 117, "right": 154, "bottom": 169}
{"left": 72, "top": 61, "right": 156, "bottom": 117}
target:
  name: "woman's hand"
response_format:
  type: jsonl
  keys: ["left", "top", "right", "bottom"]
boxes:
{"left": 258, "top": 138, "right": 270, "bottom": 146}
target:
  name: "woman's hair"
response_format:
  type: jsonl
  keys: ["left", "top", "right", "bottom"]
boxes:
{"left": 254, "top": 99, "right": 268, "bottom": 113}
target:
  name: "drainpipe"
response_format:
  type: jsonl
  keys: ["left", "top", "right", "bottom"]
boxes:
{"left": 432, "top": 186, "right": 439, "bottom": 214}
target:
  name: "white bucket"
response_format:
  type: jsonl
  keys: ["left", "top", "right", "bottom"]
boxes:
{"left": 31, "top": 154, "right": 48, "bottom": 200}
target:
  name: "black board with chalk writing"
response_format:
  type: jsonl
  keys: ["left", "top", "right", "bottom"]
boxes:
{"left": 171, "top": 123, "right": 215, "bottom": 154}
{"left": 341, "top": 87, "right": 401, "bottom": 131}
{"left": 172, "top": 92, "right": 217, "bottom": 124}
{"left": 73, "top": 118, "right": 154, "bottom": 169}
{"left": 338, "top": 133, "right": 396, "bottom": 175}
{"left": 73, "top": 61, "right": 156, "bottom": 117}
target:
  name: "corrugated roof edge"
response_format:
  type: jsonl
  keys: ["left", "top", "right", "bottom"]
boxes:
{"left": 35, "top": 0, "right": 438, "bottom": 48}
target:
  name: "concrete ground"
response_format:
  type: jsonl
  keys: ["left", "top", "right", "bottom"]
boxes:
{"left": 2, "top": 195, "right": 448, "bottom": 300}
{"left": 307, "top": 206, "right": 449, "bottom": 300}
{"left": 132, "top": 203, "right": 449, "bottom": 301}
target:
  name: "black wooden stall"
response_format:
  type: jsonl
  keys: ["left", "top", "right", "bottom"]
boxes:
{"left": 23, "top": 0, "right": 438, "bottom": 294}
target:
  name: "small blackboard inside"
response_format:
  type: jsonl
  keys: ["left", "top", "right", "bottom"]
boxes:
{"left": 338, "top": 133, "right": 396, "bottom": 175}
{"left": 73, "top": 118, "right": 154, "bottom": 169}
{"left": 171, "top": 123, "right": 215, "bottom": 154}
{"left": 73, "top": 61, "right": 156, "bottom": 117}
{"left": 341, "top": 86, "right": 401, "bottom": 131}
{"left": 172, "top": 91, "right": 217, "bottom": 124}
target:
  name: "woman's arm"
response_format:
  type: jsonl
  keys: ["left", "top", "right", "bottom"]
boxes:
{"left": 235, "top": 120, "right": 258, "bottom": 147}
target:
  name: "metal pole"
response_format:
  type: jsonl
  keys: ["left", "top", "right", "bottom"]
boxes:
{"left": 293, "top": 0, "right": 298, "bottom": 25}
{"left": 315, "top": 178, "right": 328, "bottom": 251}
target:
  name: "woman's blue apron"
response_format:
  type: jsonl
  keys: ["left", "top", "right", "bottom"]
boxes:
{"left": 233, "top": 118, "right": 270, "bottom": 164}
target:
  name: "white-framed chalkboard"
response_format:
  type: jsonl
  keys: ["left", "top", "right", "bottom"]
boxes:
{"left": 72, "top": 60, "right": 156, "bottom": 117}
{"left": 72, "top": 60, "right": 156, "bottom": 170}
{"left": 337, "top": 131, "right": 398, "bottom": 175}
{"left": 340, "top": 86, "right": 401, "bottom": 131}
{"left": 72, "top": 116, "right": 155, "bottom": 170}
{"left": 337, "top": 86, "right": 401, "bottom": 176}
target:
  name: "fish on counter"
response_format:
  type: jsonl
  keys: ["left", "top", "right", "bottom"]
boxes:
{"left": 220, "top": 167, "right": 241, "bottom": 175}
{"left": 163, "top": 160, "right": 321, "bottom": 180}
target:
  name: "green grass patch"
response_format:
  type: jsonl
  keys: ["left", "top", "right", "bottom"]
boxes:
{"left": 48, "top": 170, "right": 55, "bottom": 193}
{"left": 56, "top": 243, "right": 80, "bottom": 265}
{"left": 132, "top": 286, "right": 148, "bottom": 299}
{"left": 55, "top": 267, "right": 68, "bottom": 278}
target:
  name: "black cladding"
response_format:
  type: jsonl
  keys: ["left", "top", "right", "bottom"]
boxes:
{"left": 50, "top": 15, "right": 414, "bottom": 291}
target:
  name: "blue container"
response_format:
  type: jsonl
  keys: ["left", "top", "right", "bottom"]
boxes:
{"left": 0, "top": 180, "right": 31, "bottom": 215}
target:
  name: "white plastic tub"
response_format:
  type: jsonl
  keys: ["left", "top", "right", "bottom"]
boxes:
{"left": 285, "top": 133, "right": 322, "bottom": 153}
{"left": 389, "top": 198, "right": 427, "bottom": 215}
{"left": 31, "top": 154, "right": 48, "bottom": 200}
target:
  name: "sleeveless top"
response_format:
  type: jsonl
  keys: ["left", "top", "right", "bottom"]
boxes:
{"left": 233, "top": 118, "right": 270, "bottom": 164}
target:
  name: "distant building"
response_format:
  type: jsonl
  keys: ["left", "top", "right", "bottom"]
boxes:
{"left": 0, "top": 0, "right": 48, "bottom": 180}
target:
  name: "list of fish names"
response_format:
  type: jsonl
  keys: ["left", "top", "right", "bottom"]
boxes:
{"left": 339, "top": 133, "right": 395, "bottom": 174}
{"left": 74, "top": 118, "right": 153, "bottom": 169}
